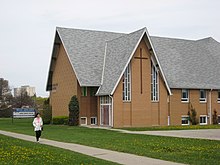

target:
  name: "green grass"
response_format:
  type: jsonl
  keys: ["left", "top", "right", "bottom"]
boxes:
{"left": 118, "top": 124, "right": 220, "bottom": 131}
{"left": 1, "top": 118, "right": 220, "bottom": 165}
{"left": 0, "top": 134, "right": 117, "bottom": 165}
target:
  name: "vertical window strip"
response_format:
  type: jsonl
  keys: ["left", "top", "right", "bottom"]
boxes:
{"left": 151, "top": 62, "right": 158, "bottom": 101}
{"left": 217, "top": 90, "right": 220, "bottom": 102}
{"left": 123, "top": 63, "right": 131, "bottom": 101}
{"left": 81, "top": 87, "right": 87, "bottom": 96}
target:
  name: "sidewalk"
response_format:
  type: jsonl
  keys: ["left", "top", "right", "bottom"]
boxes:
{"left": 0, "top": 130, "right": 184, "bottom": 165}
{"left": 111, "top": 129, "right": 220, "bottom": 141}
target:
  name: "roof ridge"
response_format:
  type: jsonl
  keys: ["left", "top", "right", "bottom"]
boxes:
{"left": 56, "top": 26, "right": 125, "bottom": 35}
{"left": 105, "top": 27, "right": 146, "bottom": 43}
{"left": 150, "top": 35, "right": 196, "bottom": 42}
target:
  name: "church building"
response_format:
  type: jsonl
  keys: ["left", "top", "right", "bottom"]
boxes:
{"left": 46, "top": 27, "right": 220, "bottom": 127}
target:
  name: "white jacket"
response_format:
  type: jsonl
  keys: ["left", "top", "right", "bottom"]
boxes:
{"left": 33, "top": 117, "right": 43, "bottom": 131}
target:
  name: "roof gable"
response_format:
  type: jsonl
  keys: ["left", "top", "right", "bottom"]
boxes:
{"left": 97, "top": 28, "right": 147, "bottom": 95}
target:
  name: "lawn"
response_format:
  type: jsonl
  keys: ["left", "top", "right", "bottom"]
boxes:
{"left": 0, "top": 134, "right": 117, "bottom": 165}
{"left": 0, "top": 118, "right": 220, "bottom": 165}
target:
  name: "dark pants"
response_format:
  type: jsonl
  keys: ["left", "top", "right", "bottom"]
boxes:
{"left": 35, "top": 130, "right": 41, "bottom": 141}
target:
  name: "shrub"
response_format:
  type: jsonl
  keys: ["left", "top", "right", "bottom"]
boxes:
{"left": 213, "top": 109, "right": 218, "bottom": 125}
{"left": 68, "top": 95, "right": 79, "bottom": 126}
{"left": 52, "top": 116, "right": 68, "bottom": 125}
{"left": 188, "top": 104, "right": 198, "bottom": 125}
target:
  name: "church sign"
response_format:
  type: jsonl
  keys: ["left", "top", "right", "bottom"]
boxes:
{"left": 13, "top": 108, "right": 35, "bottom": 118}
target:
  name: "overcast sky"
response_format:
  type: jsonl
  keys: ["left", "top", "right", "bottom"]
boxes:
{"left": 0, "top": 0, "right": 219, "bottom": 97}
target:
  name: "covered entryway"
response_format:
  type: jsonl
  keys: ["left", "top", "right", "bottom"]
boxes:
{"left": 100, "top": 96, "right": 112, "bottom": 126}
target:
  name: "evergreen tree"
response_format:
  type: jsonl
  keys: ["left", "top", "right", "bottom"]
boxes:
{"left": 42, "top": 98, "right": 52, "bottom": 124}
{"left": 68, "top": 95, "right": 79, "bottom": 126}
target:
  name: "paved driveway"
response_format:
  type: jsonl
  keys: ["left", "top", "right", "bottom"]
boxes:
{"left": 118, "top": 129, "right": 220, "bottom": 141}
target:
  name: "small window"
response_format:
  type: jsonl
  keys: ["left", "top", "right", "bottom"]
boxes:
{"left": 80, "top": 117, "right": 87, "bottom": 125}
{"left": 218, "top": 90, "right": 220, "bottom": 103}
{"left": 217, "top": 115, "right": 220, "bottom": 124}
{"left": 181, "top": 89, "right": 189, "bottom": 102}
{"left": 91, "top": 117, "right": 97, "bottom": 125}
{"left": 81, "top": 87, "right": 87, "bottom": 96}
{"left": 181, "top": 116, "right": 189, "bottom": 125}
{"left": 200, "top": 89, "right": 206, "bottom": 102}
{"left": 52, "top": 83, "right": 58, "bottom": 93}
{"left": 200, "top": 115, "right": 207, "bottom": 125}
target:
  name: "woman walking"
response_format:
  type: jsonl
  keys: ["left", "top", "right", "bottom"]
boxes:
{"left": 33, "top": 113, "right": 43, "bottom": 142}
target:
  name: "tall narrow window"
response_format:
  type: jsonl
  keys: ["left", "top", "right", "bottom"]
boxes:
{"left": 151, "top": 62, "right": 158, "bottom": 101}
{"left": 218, "top": 90, "right": 220, "bottom": 103}
{"left": 81, "top": 87, "right": 87, "bottom": 96}
{"left": 123, "top": 63, "right": 131, "bottom": 101}
{"left": 200, "top": 89, "right": 206, "bottom": 102}
{"left": 181, "top": 89, "right": 189, "bottom": 102}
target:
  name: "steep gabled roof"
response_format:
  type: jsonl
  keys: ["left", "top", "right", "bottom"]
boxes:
{"left": 151, "top": 36, "right": 220, "bottom": 89}
{"left": 56, "top": 27, "right": 125, "bottom": 87}
{"left": 46, "top": 27, "right": 220, "bottom": 94}
{"left": 97, "top": 28, "right": 147, "bottom": 95}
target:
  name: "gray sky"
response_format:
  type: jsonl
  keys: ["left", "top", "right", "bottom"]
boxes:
{"left": 0, "top": 0, "right": 219, "bottom": 97}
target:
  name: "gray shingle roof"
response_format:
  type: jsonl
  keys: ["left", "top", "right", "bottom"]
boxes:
{"left": 57, "top": 27, "right": 124, "bottom": 86}
{"left": 47, "top": 27, "right": 220, "bottom": 94}
{"left": 151, "top": 36, "right": 220, "bottom": 89}
{"left": 97, "top": 28, "right": 146, "bottom": 95}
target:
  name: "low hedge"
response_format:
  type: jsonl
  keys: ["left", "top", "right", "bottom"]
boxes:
{"left": 52, "top": 116, "right": 68, "bottom": 125}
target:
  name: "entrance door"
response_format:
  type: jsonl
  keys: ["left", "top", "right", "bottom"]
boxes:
{"left": 101, "top": 105, "right": 109, "bottom": 125}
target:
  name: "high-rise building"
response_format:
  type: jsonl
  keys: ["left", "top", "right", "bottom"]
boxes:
{"left": 14, "top": 86, "right": 36, "bottom": 97}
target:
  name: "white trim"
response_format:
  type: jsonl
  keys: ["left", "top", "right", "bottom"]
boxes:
{"left": 199, "top": 115, "right": 207, "bottom": 125}
{"left": 209, "top": 90, "right": 212, "bottom": 124}
{"left": 111, "top": 28, "right": 147, "bottom": 95}
{"left": 168, "top": 116, "right": 170, "bottom": 126}
{"left": 101, "top": 43, "right": 108, "bottom": 85}
{"left": 109, "top": 95, "right": 114, "bottom": 127}
{"left": 90, "top": 117, "right": 97, "bottom": 125}
{"left": 146, "top": 29, "right": 172, "bottom": 95}
{"left": 181, "top": 115, "right": 190, "bottom": 126}
{"left": 217, "top": 90, "right": 220, "bottom": 103}
{"left": 80, "top": 117, "right": 87, "bottom": 125}
{"left": 96, "top": 43, "right": 108, "bottom": 96}
{"left": 99, "top": 97, "right": 101, "bottom": 126}
{"left": 56, "top": 29, "right": 82, "bottom": 86}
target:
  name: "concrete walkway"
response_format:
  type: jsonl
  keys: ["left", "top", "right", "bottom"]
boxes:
{"left": 0, "top": 130, "right": 184, "bottom": 165}
{"left": 113, "top": 129, "right": 220, "bottom": 141}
